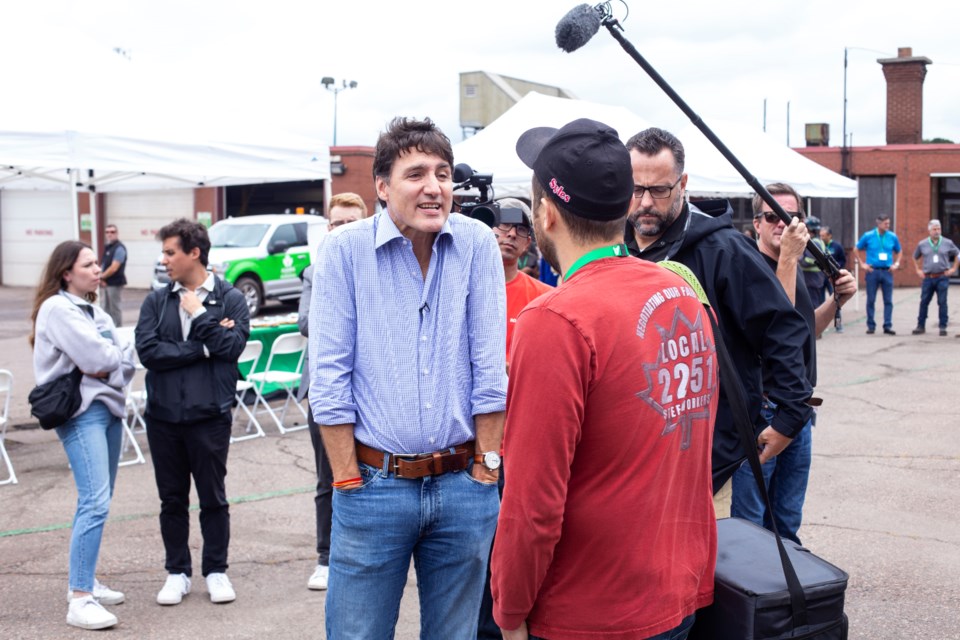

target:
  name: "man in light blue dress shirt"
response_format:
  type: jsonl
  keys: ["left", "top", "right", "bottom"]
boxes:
{"left": 308, "top": 117, "right": 507, "bottom": 639}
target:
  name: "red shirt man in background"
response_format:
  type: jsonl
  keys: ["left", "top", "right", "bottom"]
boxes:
{"left": 494, "top": 198, "right": 553, "bottom": 369}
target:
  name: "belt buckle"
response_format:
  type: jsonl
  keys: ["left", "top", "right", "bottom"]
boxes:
{"left": 391, "top": 452, "right": 424, "bottom": 478}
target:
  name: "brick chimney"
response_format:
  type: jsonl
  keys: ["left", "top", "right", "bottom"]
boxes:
{"left": 878, "top": 47, "right": 932, "bottom": 144}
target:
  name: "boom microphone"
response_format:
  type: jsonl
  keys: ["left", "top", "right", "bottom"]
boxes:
{"left": 553, "top": 1, "right": 841, "bottom": 280}
{"left": 555, "top": 4, "right": 602, "bottom": 53}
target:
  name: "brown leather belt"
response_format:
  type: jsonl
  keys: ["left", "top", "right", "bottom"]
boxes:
{"left": 355, "top": 440, "right": 474, "bottom": 479}
{"left": 925, "top": 272, "right": 946, "bottom": 278}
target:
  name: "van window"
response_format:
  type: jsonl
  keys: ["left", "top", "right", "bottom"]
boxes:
{"left": 270, "top": 223, "right": 305, "bottom": 249}
{"left": 210, "top": 223, "right": 269, "bottom": 248}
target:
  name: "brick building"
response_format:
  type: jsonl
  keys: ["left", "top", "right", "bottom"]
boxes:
{"left": 794, "top": 48, "right": 960, "bottom": 287}
{"left": 329, "top": 145, "right": 377, "bottom": 216}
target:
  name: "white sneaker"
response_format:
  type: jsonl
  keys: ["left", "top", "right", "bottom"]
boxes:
{"left": 307, "top": 564, "right": 329, "bottom": 591}
{"left": 156, "top": 573, "right": 191, "bottom": 606}
{"left": 205, "top": 572, "right": 236, "bottom": 604}
{"left": 67, "top": 579, "right": 125, "bottom": 605}
{"left": 66, "top": 595, "right": 118, "bottom": 630}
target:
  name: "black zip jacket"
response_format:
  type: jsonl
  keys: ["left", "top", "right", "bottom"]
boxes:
{"left": 135, "top": 277, "right": 250, "bottom": 424}
{"left": 626, "top": 201, "right": 813, "bottom": 492}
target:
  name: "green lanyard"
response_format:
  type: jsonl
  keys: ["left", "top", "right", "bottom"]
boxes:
{"left": 563, "top": 243, "right": 630, "bottom": 282}
{"left": 929, "top": 237, "right": 941, "bottom": 253}
{"left": 875, "top": 229, "right": 889, "bottom": 252}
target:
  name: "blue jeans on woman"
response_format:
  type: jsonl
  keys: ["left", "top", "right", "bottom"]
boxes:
{"left": 325, "top": 461, "right": 499, "bottom": 639}
{"left": 731, "top": 401, "right": 812, "bottom": 546}
{"left": 917, "top": 275, "right": 950, "bottom": 329}
{"left": 56, "top": 401, "right": 122, "bottom": 593}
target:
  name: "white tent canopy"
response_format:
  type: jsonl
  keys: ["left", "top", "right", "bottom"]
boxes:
{"left": 0, "top": 127, "right": 331, "bottom": 260}
{"left": 453, "top": 92, "right": 857, "bottom": 200}
{"left": 0, "top": 128, "right": 330, "bottom": 192}
{"left": 677, "top": 121, "right": 857, "bottom": 198}
{"left": 453, "top": 92, "right": 650, "bottom": 200}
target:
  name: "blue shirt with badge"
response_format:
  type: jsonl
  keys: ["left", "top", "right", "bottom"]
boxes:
{"left": 856, "top": 228, "right": 901, "bottom": 267}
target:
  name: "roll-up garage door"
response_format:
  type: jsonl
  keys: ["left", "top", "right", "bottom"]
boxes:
{"left": 0, "top": 191, "right": 74, "bottom": 286}
{"left": 105, "top": 190, "right": 193, "bottom": 288}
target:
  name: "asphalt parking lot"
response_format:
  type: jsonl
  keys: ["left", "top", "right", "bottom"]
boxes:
{"left": 0, "top": 284, "right": 958, "bottom": 639}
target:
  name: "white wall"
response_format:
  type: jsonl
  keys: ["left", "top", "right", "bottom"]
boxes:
{"left": 0, "top": 191, "right": 74, "bottom": 286}
{"left": 105, "top": 190, "right": 193, "bottom": 288}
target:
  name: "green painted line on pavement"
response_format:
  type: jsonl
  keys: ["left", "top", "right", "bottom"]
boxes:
{"left": 0, "top": 484, "right": 314, "bottom": 539}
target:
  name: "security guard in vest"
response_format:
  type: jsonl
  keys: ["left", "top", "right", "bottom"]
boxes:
{"left": 100, "top": 224, "right": 128, "bottom": 327}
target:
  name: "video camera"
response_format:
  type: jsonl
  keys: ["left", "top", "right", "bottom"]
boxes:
{"left": 453, "top": 163, "right": 528, "bottom": 230}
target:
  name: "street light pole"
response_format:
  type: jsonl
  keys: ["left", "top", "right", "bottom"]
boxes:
{"left": 321, "top": 77, "right": 358, "bottom": 146}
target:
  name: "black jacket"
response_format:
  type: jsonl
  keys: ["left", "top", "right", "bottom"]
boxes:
{"left": 135, "top": 277, "right": 250, "bottom": 424}
{"left": 626, "top": 201, "right": 813, "bottom": 492}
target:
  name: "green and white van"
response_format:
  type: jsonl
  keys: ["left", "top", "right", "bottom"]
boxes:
{"left": 152, "top": 214, "right": 327, "bottom": 317}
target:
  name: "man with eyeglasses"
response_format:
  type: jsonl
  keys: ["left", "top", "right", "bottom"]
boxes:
{"left": 731, "top": 183, "right": 856, "bottom": 544}
{"left": 623, "top": 127, "right": 813, "bottom": 518}
{"left": 492, "top": 198, "right": 554, "bottom": 370}
{"left": 296, "top": 191, "right": 367, "bottom": 592}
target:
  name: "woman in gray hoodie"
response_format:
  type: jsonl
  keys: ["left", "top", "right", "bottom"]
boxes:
{"left": 30, "top": 241, "right": 135, "bottom": 631}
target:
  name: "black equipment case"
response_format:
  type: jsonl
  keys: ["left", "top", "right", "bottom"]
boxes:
{"left": 688, "top": 518, "right": 848, "bottom": 639}
{"left": 664, "top": 273, "right": 851, "bottom": 640}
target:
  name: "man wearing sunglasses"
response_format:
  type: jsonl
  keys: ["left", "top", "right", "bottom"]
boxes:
{"left": 623, "top": 127, "right": 813, "bottom": 518}
{"left": 492, "top": 198, "right": 554, "bottom": 369}
{"left": 732, "top": 183, "right": 856, "bottom": 544}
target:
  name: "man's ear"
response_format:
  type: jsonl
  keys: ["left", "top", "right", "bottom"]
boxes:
{"left": 189, "top": 246, "right": 202, "bottom": 261}
{"left": 541, "top": 199, "right": 559, "bottom": 232}
{"left": 375, "top": 176, "right": 389, "bottom": 204}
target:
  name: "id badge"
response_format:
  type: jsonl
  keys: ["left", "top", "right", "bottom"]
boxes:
{"left": 878, "top": 252, "right": 889, "bottom": 261}
{"left": 933, "top": 255, "right": 940, "bottom": 264}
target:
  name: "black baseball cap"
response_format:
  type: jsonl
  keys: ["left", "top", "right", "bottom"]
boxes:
{"left": 516, "top": 118, "right": 633, "bottom": 221}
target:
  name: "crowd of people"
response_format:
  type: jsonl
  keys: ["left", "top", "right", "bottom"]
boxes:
{"left": 29, "top": 112, "right": 955, "bottom": 637}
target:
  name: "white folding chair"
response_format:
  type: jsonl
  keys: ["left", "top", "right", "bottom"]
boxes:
{"left": 121, "top": 330, "right": 148, "bottom": 436}
{"left": 246, "top": 333, "right": 308, "bottom": 435}
{"left": 0, "top": 369, "right": 17, "bottom": 485}
{"left": 117, "top": 416, "right": 146, "bottom": 467}
{"left": 113, "top": 327, "right": 146, "bottom": 467}
{"left": 231, "top": 340, "right": 266, "bottom": 443}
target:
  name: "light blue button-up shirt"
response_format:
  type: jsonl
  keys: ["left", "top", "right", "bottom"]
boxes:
{"left": 308, "top": 211, "right": 507, "bottom": 454}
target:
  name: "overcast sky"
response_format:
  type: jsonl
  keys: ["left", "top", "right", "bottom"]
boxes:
{"left": 2, "top": 0, "right": 957, "bottom": 153}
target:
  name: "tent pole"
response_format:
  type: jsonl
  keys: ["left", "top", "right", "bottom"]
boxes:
{"left": 89, "top": 179, "right": 99, "bottom": 260}
{"left": 70, "top": 169, "right": 80, "bottom": 241}
{"left": 853, "top": 177, "right": 860, "bottom": 311}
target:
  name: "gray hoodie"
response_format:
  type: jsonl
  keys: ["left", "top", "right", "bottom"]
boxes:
{"left": 33, "top": 290, "right": 136, "bottom": 420}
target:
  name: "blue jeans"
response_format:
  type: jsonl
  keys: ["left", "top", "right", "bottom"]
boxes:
{"left": 56, "top": 401, "right": 122, "bottom": 592}
{"left": 325, "top": 461, "right": 499, "bottom": 639}
{"left": 865, "top": 269, "right": 894, "bottom": 330}
{"left": 529, "top": 613, "right": 695, "bottom": 640}
{"left": 731, "top": 403, "right": 812, "bottom": 546}
{"left": 917, "top": 275, "right": 949, "bottom": 329}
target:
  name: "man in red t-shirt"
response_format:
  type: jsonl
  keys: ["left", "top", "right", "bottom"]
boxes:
{"left": 494, "top": 198, "right": 554, "bottom": 369}
{"left": 492, "top": 118, "right": 717, "bottom": 640}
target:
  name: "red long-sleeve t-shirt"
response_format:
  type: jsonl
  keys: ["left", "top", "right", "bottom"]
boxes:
{"left": 492, "top": 257, "right": 717, "bottom": 639}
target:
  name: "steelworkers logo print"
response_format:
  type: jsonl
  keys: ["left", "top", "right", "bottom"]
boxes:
{"left": 635, "top": 307, "right": 717, "bottom": 450}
